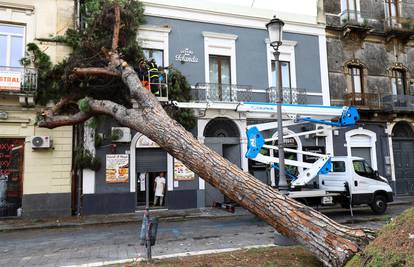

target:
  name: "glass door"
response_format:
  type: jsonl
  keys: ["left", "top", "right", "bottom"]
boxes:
{"left": 209, "top": 55, "right": 231, "bottom": 101}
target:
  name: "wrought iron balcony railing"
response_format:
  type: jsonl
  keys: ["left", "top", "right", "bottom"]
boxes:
{"left": 382, "top": 95, "right": 414, "bottom": 112}
{"left": 0, "top": 66, "right": 37, "bottom": 94}
{"left": 191, "top": 83, "right": 307, "bottom": 104}
{"left": 339, "top": 93, "right": 414, "bottom": 113}
{"left": 384, "top": 16, "right": 414, "bottom": 33}
{"left": 344, "top": 93, "right": 382, "bottom": 110}
{"left": 192, "top": 83, "right": 254, "bottom": 102}
{"left": 266, "top": 87, "right": 307, "bottom": 104}
{"left": 340, "top": 9, "right": 367, "bottom": 27}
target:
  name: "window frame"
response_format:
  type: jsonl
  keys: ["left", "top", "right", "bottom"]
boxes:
{"left": 143, "top": 48, "right": 164, "bottom": 67}
{"left": 385, "top": 0, "right": 400, "bottom": 18}
{"left": 0, "top": 24, "right": 26, "bottom": 67}
{"left": 347, "top": 65, "right": 364, "bottom": 96}
{"left": 341, "top": 0, "right": 361, "bottom": 21}
{"left": 391, "top": 68, "right": 407, "bottom": 95}
{"left": 209, "top": 54, "right": 231, "bottom": 85}
{"left": 271, "top": 60, "right": 291, "bottom": 89}
{"left": 203, "top": 32, "right": 237, "bottom": 85}
{"left": 266, "top": 40, "right": 297, "bottom": 90}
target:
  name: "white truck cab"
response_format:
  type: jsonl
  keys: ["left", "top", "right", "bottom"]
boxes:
{"left": 318, "top": 156, "right": 393, "bottom": 214}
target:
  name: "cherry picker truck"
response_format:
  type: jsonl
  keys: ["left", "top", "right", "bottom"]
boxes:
{"left": 174, "top": 101, "right": 394, "bottom": 214}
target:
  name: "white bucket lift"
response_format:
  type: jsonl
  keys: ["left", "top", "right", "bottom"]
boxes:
{"left": 173, "top": 101, "right": 360, "bottom": 188}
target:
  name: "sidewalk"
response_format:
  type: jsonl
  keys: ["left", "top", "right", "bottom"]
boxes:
{"left": 1, "top": 195, "right": 413, "bottom": 232}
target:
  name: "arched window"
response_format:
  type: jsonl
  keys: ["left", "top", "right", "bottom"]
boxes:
{"left": 344, "top": 59, "right": 367, "bottom": 105}
{"left": 388, "top": 64, "right": 410, "bottom": 96}
{"left": 347, "top": 65, "right": 363, "bottom": 94}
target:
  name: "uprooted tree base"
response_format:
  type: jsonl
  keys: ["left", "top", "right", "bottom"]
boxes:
{"left": 37, "top": 2, "right": 376, "bottom": 266}
{"left": 346, "top": 207, "right": 414, "bottom": 267}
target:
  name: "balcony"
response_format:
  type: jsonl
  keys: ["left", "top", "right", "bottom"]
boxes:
{"left": 384, "top": 16, "right": 414, "bottom": 41}
{"left": 191, "top": 83, "right": 307, "bottom": 104}
{"left": 0, "top": 66, "right": 37, "bottom": 95}
{"left": 339, "top": 9, "right": 372, "bottom": 39}
{"left": 344, "top": 93, "right": 382, "bottom": 110}
{"left": 266, "top": 87, "right": 307, "bottom": 104}
{"left": 382, "top": 95, "right": 414, "bottom": 112}
{"left": 342, "top": 93, "right": 414, "bottom": 113}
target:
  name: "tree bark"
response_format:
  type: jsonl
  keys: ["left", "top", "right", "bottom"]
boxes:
{"left": 39, "top": 61, "right": 375, "bottom": 266}
{"left": 37, "top": 8, "right": 375, "bottom": 266}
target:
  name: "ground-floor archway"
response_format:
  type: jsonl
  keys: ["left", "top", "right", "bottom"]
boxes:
{"left": 203, "top": 117, "right": 241, "bottom": 206}
{"left": 392, "top": 122, "right": 414, "bottom": 195}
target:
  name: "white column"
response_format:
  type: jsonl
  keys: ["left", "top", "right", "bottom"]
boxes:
{"left": 129, "top": 132, "right": 143, "bottom": 193}
{"left": 386, "top": 122, "right": 396, "bottom": 182}
{"left": 167, "top": 153, "right": 174, "bottom": 191}
{"left": 240, "top": 137, "right": 249, "bottom": 172}
{"left": 198, "top": 136, "right": 206, "bottom": 190}
{"left": 197, "top": 119, "right": 207, "bottom": 190}
{"left": 82, "top": 121, "right": 95, "bottom": 194}
{"left": 318, "top": 34, "right": 331, "bottom": 106}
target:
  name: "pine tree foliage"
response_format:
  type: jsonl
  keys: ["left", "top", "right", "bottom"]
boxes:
{"left": 21, "top": 0, "right": 195, "bottom": 129}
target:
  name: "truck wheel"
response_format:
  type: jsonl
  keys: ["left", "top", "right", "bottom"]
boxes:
{"left": 370, "top": 195, "right": 387, "bottom": 215}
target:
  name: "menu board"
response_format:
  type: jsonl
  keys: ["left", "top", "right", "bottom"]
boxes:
{"left": 105, "top": 154, "right": 129, "bottom": 183}
{"left": 174, "top": 159, "right": 195, "bottom": 181}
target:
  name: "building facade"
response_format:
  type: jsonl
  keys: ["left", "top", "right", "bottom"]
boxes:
{"left": 0, "top": 0, "right": 74, "bottom": 217}
{"left": 80, "top": 0, "right": 334, "bottom": 214}
{"left": 323, "top": 0, "right": 414, "bottom": 195}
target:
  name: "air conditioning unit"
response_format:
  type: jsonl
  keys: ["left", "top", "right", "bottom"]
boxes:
{"left": 315, "top": 125, "right": 328, "bottom": 137}
{"left": 31, "top": 136, "right": 53, "bottom": 149}
{"left": 111, "top": 127, "right": 131, "bottom": 142}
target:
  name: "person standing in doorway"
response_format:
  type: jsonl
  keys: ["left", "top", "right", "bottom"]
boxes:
{"left": 153, "top": 172, "right": 166, "bottom": 206}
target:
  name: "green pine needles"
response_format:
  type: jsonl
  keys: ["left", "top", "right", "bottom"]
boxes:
{"left": 23, "top": 0, "right": 195, "bottom": 130}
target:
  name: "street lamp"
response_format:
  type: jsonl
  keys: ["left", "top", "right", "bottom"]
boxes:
{"left": 266, "top": 15, "right": 288, "bottom": 193}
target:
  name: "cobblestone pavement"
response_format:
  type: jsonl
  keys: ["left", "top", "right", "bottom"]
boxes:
{"left": 0, "top": 204, "right": 410, "bottom": 267}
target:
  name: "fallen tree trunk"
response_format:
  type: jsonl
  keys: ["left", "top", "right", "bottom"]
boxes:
{"left": 40, "top": 61, "right": 375, "bottom": 266}
{"left": 38, "top": 5, "right": 375, "bottom": 266}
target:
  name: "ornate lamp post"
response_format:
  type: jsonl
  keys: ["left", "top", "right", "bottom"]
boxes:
{"left": 266, "top": 15, "right": 288, "bottom": 193}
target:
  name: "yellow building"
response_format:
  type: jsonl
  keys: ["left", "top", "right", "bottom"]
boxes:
{"left": 0, "top": 0, "right": 74, "bottom": 217}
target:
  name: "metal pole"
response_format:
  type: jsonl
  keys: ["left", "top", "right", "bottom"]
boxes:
{"left": 145, "top": 173, "right": 152, "bottom": 261}
{"left": 145, "top": 173, "right": 149, "bottom": 210}
{"left": 274, "top": 50, "right": 288, "bottom": 193}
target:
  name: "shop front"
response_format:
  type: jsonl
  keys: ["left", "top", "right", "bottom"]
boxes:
{"left": 0, "top": 138, "right": 24, "bottom": 217}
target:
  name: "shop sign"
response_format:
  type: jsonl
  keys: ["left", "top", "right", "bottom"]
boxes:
{"left": 106, "top": 154, "right": 129, "bottom": 183}
{"left": 136, "top": 135, "right": 160, "bottom": 148}
{"left": 175, "top": 48, "right": 199, "bottom": 63}
{"left": 0, "top": 71, "right": 21, "bottom": 91}
{"left": 174, "top": 159, "right": 195, "bottom": 181}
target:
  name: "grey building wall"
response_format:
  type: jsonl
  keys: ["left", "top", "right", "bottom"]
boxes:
{"left": 145, "top": 16, "right": 324, "bottom": 99}
{"left": 22, "top": 193, "right": 71, "bottom": 217}
{"left": 332, "top": 123, "right": 390, "bottom": 180}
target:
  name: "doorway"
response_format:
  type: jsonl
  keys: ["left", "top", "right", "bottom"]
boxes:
{"left": 0, "top": 138, "right": 24, "bottom": 217}
{"left": 135, "top": 147, "right": 168, "bottom": 209}
{"left": 209, "top": 55, "right": 231, "bottom": 101}
{"left": 137, "top": 172, "right": 167, "bottom": 208}
{"left": 203, "top": 117, "right": 241, "bottom": 206}
{"left": 392, "top": 122, "right": 414, "bottom": 195}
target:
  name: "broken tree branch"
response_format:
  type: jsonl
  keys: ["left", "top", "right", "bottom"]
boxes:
{"left": 112, "top": 2, "right": 121, "bottom": 51}
{"left": 38, "top": 110, "right": 92, "bottom": 129}
{"left": 73, "top": 67, "right": 121, "bottom": 78}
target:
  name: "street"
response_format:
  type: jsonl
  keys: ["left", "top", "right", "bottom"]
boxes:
{"left": 0, "top": 204, "right": 410, "bottom": 267}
